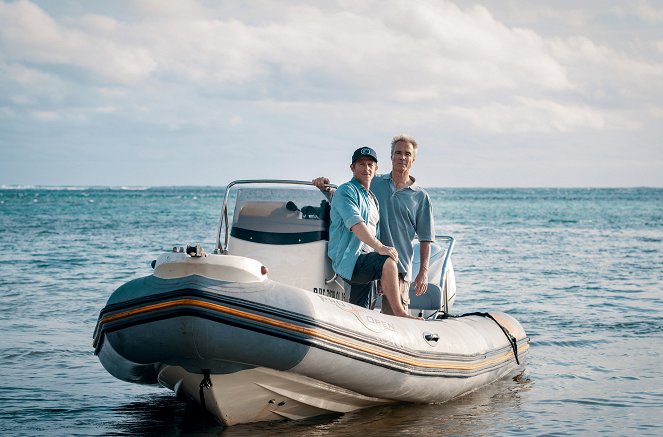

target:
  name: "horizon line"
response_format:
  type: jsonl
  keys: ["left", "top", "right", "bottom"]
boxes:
{"left": 2, "top": 184, "right": 662, "bottom": 190}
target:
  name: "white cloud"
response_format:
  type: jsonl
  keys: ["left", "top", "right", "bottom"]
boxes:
{"left": 0, "top": 106, "right": 17, "bottom": 119}
{"left": 130, "top": 0, "right": 209, "bottom": 19}
{"left": 649, "top": 105, "right": 663, "bottom": 119}
{"left": 631, "top": 1, "right": 663, "bottom": 24}
{"left": 0, "top": 0, "right": 572, "bottom": 94}
{"left": 31, "top": 110, "right": 59, "bottom": 121}
{"left": 1, "top": 61, "right": 68, "bottom": 104}
{"left": 11, "top": 95, "right": 32, "bottom": 105}
{"left": 499, "top": 5, "right": 586, "bottom": 29}
{"left": 0, "top": 0, "right": 157, "bottom": 84}
{"left": 0, "top": 0, "right": 661, "bottom": 186}
{"left": 549, "top": 35, "right": 663, "bottom": 99}
{"left": 79, "top": 13, "right": 119, "bottom": 34}
{"left": 93, "top": 106, "right": 117, "bottom": 113}
{"left": 2, "top": 61, "right": 61, "bottom": 87}
{"left": 229, "top": 115, "right": 243, "bottom": 126}
{"left": 98, "top": 87, "right": 129, "bottom": 98}
{"left": 446, "top": 97, "right": 606, "bottom": 133}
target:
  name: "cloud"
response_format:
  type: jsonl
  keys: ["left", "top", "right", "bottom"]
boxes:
{"left": 1, "top": 0, "right": 571, "bottom": 94}
{"left": 3, "top": 61, "right": 63, "bottom": 88}
{"left": 612, "top": 1, "right": 663, "bottom": 25}
{"left": 446, "top": 97, "right": 607, "bottom": 133}
{"left": 0, "top": 0, "right": 661, "bottom": 186}
{"left": 637, "top": 2, "right": 663, "bottom": 24}
{"left": 549, "top": 35, "right": 663, "bottom": 108}
{"left": 31, "top": 110, "right": 59, "bottom": 121}
{"left": 0, "top": 0, "right": 157, "bottom": 84}
{"left": 0, "top": 0, "right": 579, "bottom": 133}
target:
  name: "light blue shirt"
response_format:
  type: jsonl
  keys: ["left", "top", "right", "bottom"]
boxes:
{"left": 328, "top": 178, "right": 380, "bottom": 281}
{"left": 370, "top": 173, "right": 434, "bottom": 281}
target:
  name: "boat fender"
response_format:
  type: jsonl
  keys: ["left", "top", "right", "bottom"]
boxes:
{"left": 457, "top": 312, "right": 520, "bottom": 365}
{"left": 199, "top": 369, "right": 212, "bottom": 409}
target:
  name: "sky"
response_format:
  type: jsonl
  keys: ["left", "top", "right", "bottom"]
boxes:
{"left": 1, "top": 0, "right": 662, "bottom": 187}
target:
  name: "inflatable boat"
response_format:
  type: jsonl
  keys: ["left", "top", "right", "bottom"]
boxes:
{"left": 93, "top": 180, "right": 529, "bottom": 425}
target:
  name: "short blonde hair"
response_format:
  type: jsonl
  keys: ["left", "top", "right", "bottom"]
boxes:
{"left": 390, "top": 134, "right": 418, "bottom": 157}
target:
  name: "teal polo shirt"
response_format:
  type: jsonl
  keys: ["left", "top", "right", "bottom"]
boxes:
{"left": 328, "top": 178, "right": 380, "bottom": 281}
{"left": 370, "top": 173, "right": 434, "bottom": 281}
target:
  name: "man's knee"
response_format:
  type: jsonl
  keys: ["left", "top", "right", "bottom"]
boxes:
{"left": 382, "top": 257, "right": 397, "bottom": 274}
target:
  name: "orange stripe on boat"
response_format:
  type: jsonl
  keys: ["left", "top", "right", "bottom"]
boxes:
{"left": 98, "top": 299, "right": 528, "bottom": 371}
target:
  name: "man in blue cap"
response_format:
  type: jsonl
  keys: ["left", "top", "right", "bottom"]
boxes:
{"left": 327, "top": 146, "right": 413, "bottom": 318}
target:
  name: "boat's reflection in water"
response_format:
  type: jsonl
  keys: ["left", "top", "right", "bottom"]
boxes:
{"left": 110, "top": 371, "right": 532, "bottom": 436}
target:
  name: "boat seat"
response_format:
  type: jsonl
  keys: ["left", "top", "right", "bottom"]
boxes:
{"left": 373, "top": 240, "right": 453, "bottom": 314}
{"left": 407, "top": 283, "right": 442, "bottom": 310}
{"left": 374, "top": 283, "right": 442, "bottom": 311}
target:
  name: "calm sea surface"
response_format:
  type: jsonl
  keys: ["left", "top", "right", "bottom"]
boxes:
{"left": 1, "top": 187, "right": 662, "bottom": 436}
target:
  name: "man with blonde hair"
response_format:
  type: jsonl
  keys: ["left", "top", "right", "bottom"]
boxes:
{"left": 314, "top": 134, "right": 435, "bottom": 314}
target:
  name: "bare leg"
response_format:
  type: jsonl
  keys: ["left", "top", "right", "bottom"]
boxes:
{"left": 381, "top": 293, "right": 393, "bottom": 315}
{"left": 380, "top": 259, "right": 414, "bottom": 318}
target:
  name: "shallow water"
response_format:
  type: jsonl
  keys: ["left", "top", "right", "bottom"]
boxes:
{"left": 1, "top": 187, "right": 662, "bottom": 436}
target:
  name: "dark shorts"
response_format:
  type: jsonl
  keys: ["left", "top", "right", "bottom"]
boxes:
{"left": 349, "top": 252, "right": 389, "bottom": 284}
{"left": 347, "top": 252, "right": 389, "bottom": 308}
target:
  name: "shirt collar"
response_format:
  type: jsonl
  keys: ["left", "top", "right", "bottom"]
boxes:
{"left": 351, "top": 177, "right": 379, "bottom": 204}
{"left": 384, "top": 172, "right": 421, "bottom": 191}
{"left": 350, "top": 177, "right": 371, "bottom": 193}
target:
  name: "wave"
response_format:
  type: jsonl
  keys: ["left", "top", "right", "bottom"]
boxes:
{"left": 112, "top": 186, "right": 150, "bottom": 191}
{"left": 0, "top": 185, "right": 151, "bottom": 191}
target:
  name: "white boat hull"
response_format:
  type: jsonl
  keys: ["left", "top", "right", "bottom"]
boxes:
{"left": 158, "top": 365, "right": 393, "bottom": 425}
{"left": 94, "top": 253, "right": 528, "bottom": 425}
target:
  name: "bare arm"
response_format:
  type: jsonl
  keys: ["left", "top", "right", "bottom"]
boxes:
{"left": 412, "top": 241, "right": 431, "bottom": 295}
{"left": 350, "top": 222, "right": 398, "bottom": 262}
{"left": 312, "top": 177, "right": 336, "bottom": 199}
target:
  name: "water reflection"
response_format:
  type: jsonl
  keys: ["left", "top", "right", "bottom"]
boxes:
{"left": 106, "top": 371, "right": 532, "bottom": 436}
{"left": 109, "top": 394, "right": 222, "bottom": 436}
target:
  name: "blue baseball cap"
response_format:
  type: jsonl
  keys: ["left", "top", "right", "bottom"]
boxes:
{"left": 352, "top": 147, "right": 378, "bottom": 164}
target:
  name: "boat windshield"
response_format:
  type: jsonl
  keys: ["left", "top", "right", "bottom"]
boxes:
{"left": 216, "top": 180, "right": 334, "bottom": 253}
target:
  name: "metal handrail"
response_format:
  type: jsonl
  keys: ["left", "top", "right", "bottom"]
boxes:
{"left": 214, "top": 179, "right": 335, "bottom": 253}
{"left": 434, "top": 235, "right": 455, "bottom": 315}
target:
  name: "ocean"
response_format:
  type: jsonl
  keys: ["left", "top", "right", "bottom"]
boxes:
{"left": 1, "top": 186, "right": 661, "bottom": 436}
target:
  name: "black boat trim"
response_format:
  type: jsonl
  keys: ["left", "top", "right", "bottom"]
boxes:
{"left": 94, "top": 288, "right": 528, "bottom": 378}
{"left": 231, "top": 227, "right": 329, "bottom": 244}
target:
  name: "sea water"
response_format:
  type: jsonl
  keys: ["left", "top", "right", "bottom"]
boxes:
{"left": 0, "top": 187, "right": 661, "bottom": 436}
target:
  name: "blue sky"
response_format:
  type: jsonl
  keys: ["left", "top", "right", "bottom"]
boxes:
{"left": 1, "top": 0, "right": 662, "bottom": 187}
